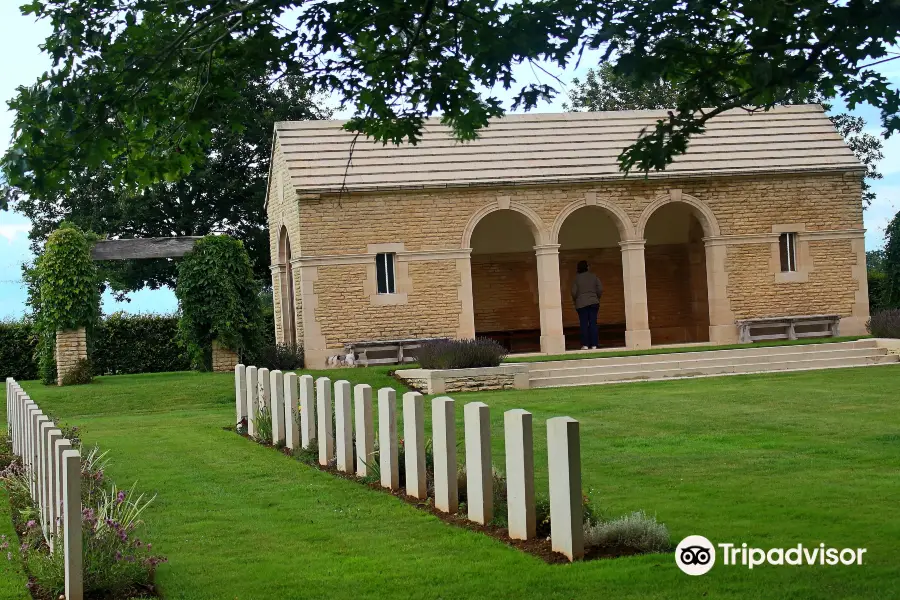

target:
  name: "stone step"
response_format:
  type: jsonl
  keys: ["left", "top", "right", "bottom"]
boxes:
{"left": 529, "top": 353, "right": 899, "bottom": 388}
{"left": 526, "top": 339, "right": 879, "bottom": 372}
{"left": 527, "top": 346, "right": 888, "bottom": 379}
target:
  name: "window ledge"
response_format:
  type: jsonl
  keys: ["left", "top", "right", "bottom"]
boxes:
{"left": 775, "top": 271, "right": 809, "bottom": 284}
{"left": 371, "top": 292, "right": 409, "bottom": 306}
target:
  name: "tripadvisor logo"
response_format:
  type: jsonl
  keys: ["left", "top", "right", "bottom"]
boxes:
{"left": 675, "top": 535, "right": 868, "bottom": 575}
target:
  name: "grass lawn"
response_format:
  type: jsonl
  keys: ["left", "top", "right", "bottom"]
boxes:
{"left": 4, "top": 364, "right": 899, "bottom": 599}
{"left": 504, "top": 335, "right": 871, "bottom": 363}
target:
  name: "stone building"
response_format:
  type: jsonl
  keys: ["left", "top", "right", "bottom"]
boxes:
{"left": 266, "top": 104, "right": 869, "bottom": 368}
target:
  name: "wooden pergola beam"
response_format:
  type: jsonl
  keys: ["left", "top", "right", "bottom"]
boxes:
{"left": 91, "top": 237, "right": 203, "bottom": 260}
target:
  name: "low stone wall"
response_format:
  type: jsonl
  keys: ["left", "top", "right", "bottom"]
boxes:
{"left": 397, "top": 364, "right": 530, "bottom": 394}
{"left": 212, "top": 340, "right": 239, "bottom": 373}
{"left": 873, "top": 337, "right": 900, "bottom": 355}
{"left": 55, "top": 328, "right": 88, "bottom": 385}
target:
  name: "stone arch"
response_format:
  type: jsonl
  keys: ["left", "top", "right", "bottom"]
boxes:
{"left": 276, "top": 224, "right": 297, "bottom": 345}
{"left": 551, "top": 196, "right": 637, "bottom": 244}
{"left": 636, "top": 190, "right": 721, "bottom": 239}
{"left": 462, "top": 199, "right": 550, "bottom": 249}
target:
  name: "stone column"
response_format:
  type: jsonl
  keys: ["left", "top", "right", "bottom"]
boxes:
{"left": 456, "top": 252, "right": 476, "bottom": 339}
{"left": 547, "top": 416, "right": 584, "bottom": 561}
{"left": 432, "top": 397, "right": 458, "bottom": 513}
{"left": 299, "top": 375, "right": 316, "bottom": 449}
{"left": 378, "top": 388, "right": 399, "bottom": 490}
{"left": 703, "top": 240, "right": 738, "bottom": 344}
{"left": 270, "top": 264, "right": 287, "bottom": 345}
{"left": 354, "top": 384, "right": 374, "bottom": 477}
{"left": 402, "top": 391, "right": 426, "bottom": 499}
{"left": 55, "top": 328, "right": 88, "bottom": 385}
{"left": 534, "top": 244, "right": 566, "bottom": 354}
{"left": 284, "top": 373, "right": 300, "bottom": 450}
{"left": 619, "top": 240, "right": 652, "bottom": 349}
{"left": 316, "top": 377, "right": 334, "bottom": 466}
{"left": 212, "top": 340, "right": 239, "bottom": 373}
{"left": 464, "top": 402, "right": 492, "bottom": 524}
{"left": 334, "top": 380, "right": 354, "bottom": 473}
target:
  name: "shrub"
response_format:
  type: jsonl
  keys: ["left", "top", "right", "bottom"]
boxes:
{"left": 417, "top": 338, "right": 507, "bottom": 370}
{"left": 867, "top": 308, "right": 900, "bottom": 338}
{"left": 583, "top": 511, "right": 671, "bottom": 553}
{"left": 868, "top": 269, "right": 886, "bottom": 313}
{"left": 60, "top": 358, "right": 93, "bottom": 386}
{"left": 248, "top": 343, "right": 305, "bottom": 371}
{"left": 0, "top": 318, "right": 38, "bottom": 380}
{"left": 92, "top": 312, "right": 190, "bottom": 375}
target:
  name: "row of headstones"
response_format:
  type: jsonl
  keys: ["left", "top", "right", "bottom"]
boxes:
{"left": 4, "top": 378, "right": 83, "bottom": 600}
{"left": 235, "top": 365, "right": 586, "bottom": 560}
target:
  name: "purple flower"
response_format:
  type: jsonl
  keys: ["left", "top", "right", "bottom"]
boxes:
{"left": 0, "top": 541, "right": 8, "bottom": 550}
{"left": 115, "top": 550, "right": 122, "bottom": 562}
{"left": 25, "top": 520, "right": 35, "bottom": 529}
{"left": 19, "top": 543, "right": 27, "bottom": 553}
{"left": 146, "top": 543, "right": 152, "bottom": 550}
{"left": 116, "top": 490, "right": 127, "bottom": 504}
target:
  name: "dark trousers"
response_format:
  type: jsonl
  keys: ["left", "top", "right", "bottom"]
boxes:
{"left": 577, "top": 303, "right": 600, "bottom": 348}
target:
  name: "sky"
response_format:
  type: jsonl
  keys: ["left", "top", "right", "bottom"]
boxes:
{"left": 1, "top": 5, "right": 898, "bottom": 319}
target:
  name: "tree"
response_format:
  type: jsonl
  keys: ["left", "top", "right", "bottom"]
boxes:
{"left": 567, "top": 64, "right": 885, "bottom": 207}
{"left": 4, "top": 71, "right": 329, "bottom": 292}
{"left": 882, "top": 212, "right": 900, "bottom": 310}
{"left": 0, "top": 0, "right": 897, "bottom": 198}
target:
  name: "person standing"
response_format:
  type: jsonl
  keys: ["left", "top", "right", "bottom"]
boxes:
{"left": 571, "top": 260, "right": 603, "bottom": 350}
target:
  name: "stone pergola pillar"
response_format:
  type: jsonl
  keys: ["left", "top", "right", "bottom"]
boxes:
{"left": 55, "top": 328, "right": 88, "bottom": 385}
{"left": 534, "top": 244, "right": 566, "bottom": 354}
{"left": 211, "top": 340, "right": 238, "bottom": 373}
{"left": 619, "top": 240, "right": 651, "bottom": 349}
{"left": 703, "top": 240, "right": 738, "bottom": 344}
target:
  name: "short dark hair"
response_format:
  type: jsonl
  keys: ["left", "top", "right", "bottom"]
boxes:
{"left": 577, "top": 260, "right": 588, "bottom": 273}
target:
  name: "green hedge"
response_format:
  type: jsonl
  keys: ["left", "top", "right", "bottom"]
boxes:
{"left": 0, "top": 319, "right": 39, "bottom": 380}
{"left": 0, "top": 313, "right": 191, "bottom": 380}
{"left": 92, "top": 313, "right": 191, "bottom": 375}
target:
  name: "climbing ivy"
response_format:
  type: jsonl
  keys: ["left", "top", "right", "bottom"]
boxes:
{"left": 175, "top": 235, "right": 264, "bottom": 369}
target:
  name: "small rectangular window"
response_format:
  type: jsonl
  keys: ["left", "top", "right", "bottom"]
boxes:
{"left": 779, "top": 233, "right": 797, "bottom": 272}
{"left": 376, "top": 253, "right": 396, "bottom": 294}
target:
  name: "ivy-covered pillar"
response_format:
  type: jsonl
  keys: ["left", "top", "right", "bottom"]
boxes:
{"left": 176, "top": 235, "right": 264, "bottom": 371}
{"left": 35, "top": 223, "right": 99, "bottom": 386}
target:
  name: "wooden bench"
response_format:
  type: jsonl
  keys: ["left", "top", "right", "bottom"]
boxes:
{"left": 736, "top": 314, "right": 841, "bottom": 343}
{"left": 344, "top": 337, "right": 450, "bottom": 367}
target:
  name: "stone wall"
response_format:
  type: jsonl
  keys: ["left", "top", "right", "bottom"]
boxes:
{"left": 397, "top": 365, "right": 530, "bottom": 394}
{"left": 55, "top": 328, "right": 88, "bottom": 385}
{"left": 212, "top": 340, "right": 239, "bottom": 373}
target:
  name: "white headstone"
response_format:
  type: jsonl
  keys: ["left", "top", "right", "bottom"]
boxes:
{"left": 432, "top": 397, "right": 458, "bottom": 513}
{"left": 53, "top": 439, "right": 73, "bottom": 542}
{"left": 299, "top": 374, "right": 316, "bottom": 449}
{"left": 505, "top": 409, "right": 536, "bottom": 540}
{"left": 403, "top": 392, "right": 426, "bottom": 499}
{"left": 246, "top": 366, "right": 259, "bottom": 437}
{"left": 354, "top": 384, "right": 374, "bottom": 477}
{"left": 284, "top": 373, "right": 300, "bottom": 450}
{"left": 235, "top": 364, "right": 247, "bottom": 424}
{"left": 547, "top": 416, "right": 584, "bottom": 561}
{"left": 316, "top": 377, "right": 334, "bottom": 465}
{"left": 377, "top": 388, "right": 399, "bottom": 490}
{"left": 62, "top": 449, "right": 83, "bottom": 600}
{"left": 45, "top": 428, "right": 63, "bottom": 551}
{"left": 270, "top": 370, "right": 285, "bottom": 445}
{"left": 334, "top": 380, "right": 353, "bottom": 472}
{"left": 464, "top": 402, "right": 492, "bottom": 524}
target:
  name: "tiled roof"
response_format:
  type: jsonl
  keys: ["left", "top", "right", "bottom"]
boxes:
{"left": 274, "top": 104, "right": 862, "bottom": 194}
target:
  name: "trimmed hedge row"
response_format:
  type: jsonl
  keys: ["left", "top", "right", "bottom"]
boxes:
{"left": 0, "top": 319, "right": 39, "bottom": 380}
{"left": 92, "top": 313, "right": 191, "bottom": 375}
{"left": 0, "top": 313, "right": 191, "bottom": 379}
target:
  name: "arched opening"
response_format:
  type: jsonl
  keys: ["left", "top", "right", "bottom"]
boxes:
{"left": 643, "top": 202, "right": 710, "bottom": 344}
{"left": 278, "top": 226, "right": 297, "bottom": 345}
{"left": 557, "top": 206, "right": 626, "bottom": 348}
{"left": 470, "top": 210, "right": 541, "bottom": 352}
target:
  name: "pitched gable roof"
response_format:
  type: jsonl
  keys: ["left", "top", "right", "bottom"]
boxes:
{"left": 274, "top": 104, "right": 862, "bottom": 195}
